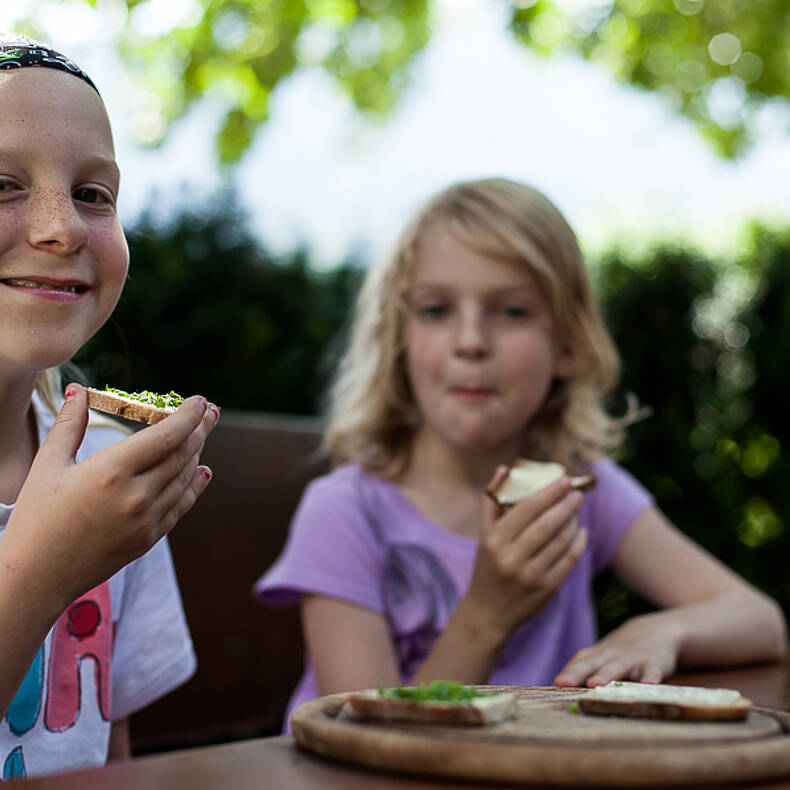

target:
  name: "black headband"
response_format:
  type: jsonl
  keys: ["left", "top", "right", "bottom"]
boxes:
{"left": 0, "top": 33, "right": 98, "bottom": 93}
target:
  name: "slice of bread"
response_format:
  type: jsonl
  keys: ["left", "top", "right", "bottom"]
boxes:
{"left": 488, "top": 459, "right": 596, "bottom": 506}
{"left": 86, "top": 388, "right": 181, "bottom": 425}
{"left": 346, "top": 688, "right": 518, "bottom": 726}
{"left": 578, "top": 681, "right": 752, "bottom": 721}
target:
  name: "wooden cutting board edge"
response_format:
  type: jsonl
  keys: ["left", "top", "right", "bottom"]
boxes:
{"left": 291, "top": 691, "right": 790, "bottom": 787}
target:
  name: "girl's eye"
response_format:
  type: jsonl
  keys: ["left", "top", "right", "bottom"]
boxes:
{"left": 500, "top": 304, "right": 529, "bottom": 319}
{"left": 73, "top": 186, "right": 112, "bottom": 206}
{"left": 416, "top": 303, "right": 450, "bottom": 320}
{"left": 0, "top": 177, "right": 21, "bottom": 194}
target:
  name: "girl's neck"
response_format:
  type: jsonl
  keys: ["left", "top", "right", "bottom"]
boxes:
{"left": 403, "top": 425, "right": 521, "bottom": 490}
{"left": 393, "top": 427, "right": 521, "bottom": 538}
{"left": 0, "top": 377, "right": 40, "bottom": 505}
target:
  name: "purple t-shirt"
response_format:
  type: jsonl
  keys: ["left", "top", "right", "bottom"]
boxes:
{"left": 254, "top": 457, "right": 652, "bottom": 730}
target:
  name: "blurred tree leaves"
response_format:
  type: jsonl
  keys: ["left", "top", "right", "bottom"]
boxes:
{"left": 60, "top": 0, "right": 430, "bottom": 163}
{"left": 593, "top": 228, "right": 790, "bottom": 632}
{"left": 507, "top": 0, "right": 790, "bottom": 157}
{"left": 45, "top": 0, "right": 788, "bottom": 160}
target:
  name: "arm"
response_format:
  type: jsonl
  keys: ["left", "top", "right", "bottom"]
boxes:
{"left": 0, "top": 384, "right": 217, "bottom": 718}
{"left": 554, "top": 506, "right": 787, "bottom": 687}
{"left": 107, "top": 718, "right": 131, "bottom": 761}
{"left": 303, "top": 476, "right": 586, "bottom": 694}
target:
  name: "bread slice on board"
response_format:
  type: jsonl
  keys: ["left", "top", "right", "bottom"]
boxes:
{"left": 86, "top": 388, "right": 181, "bottom": 425}
{"left": 345, "top": 688, "right": 518, "bottom": 726}
{"left": 578, "top": 681, "right": 752, "bottom": 721}
{"left": 488, "top": 459, "right": 596, "bottom": 506}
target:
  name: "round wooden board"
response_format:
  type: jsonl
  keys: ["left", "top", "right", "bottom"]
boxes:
{"left": 290, "top": 686, "right": 790, "bottom": 786}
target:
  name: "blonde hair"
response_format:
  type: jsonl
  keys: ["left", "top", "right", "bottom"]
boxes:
{"left": 324, "top": 177, "right": 632, "bottom": 477}
{"left": 35, "top": 368, "right": 62, "bottom": 416}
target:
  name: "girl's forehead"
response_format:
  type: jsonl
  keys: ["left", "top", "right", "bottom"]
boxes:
{"left": 0, "top": 68, "right": 113, "bottom": 149}
{"left": 408, "top": 224, "right": 537, "bottom": 290}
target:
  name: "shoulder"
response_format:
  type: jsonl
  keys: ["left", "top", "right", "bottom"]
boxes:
{"left": 588, "top": 456, "right": 653, "bottom": 501}
{"left": 298, "top": 463, "right": 377, "bottom": 509}
{"left": 583, "top": 457, "right": 654, "bottom": 571}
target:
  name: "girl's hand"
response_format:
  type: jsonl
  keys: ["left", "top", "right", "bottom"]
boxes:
{"left": 3, "top": 383, "right": 219, "bottom": 613}
{"left": 553, "top": 613, "right": 681, "bottom": 687}
{"left": 463, "top": 471, "right": 588, "bottom": 642}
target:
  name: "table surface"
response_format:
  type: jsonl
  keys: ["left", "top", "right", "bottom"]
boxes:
{"left": 21, "top": 658, "right": 790, "bottom": 790}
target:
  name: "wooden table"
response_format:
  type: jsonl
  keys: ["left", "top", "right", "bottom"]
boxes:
{"left": 20, "top": 659, "right": 790, "bottom": 789}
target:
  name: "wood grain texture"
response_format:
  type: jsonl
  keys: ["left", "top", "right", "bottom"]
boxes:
{"left": 291, "top": 686, "right": 790, "bottom": 786}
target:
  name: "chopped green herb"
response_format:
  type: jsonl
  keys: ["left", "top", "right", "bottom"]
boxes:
{"left": 568, "top": 702, "right": 580, "bottom": 713}
{"left": 105, "top": 387, "right": 185, "bottom": 410}
{"left": 378, "top": 680, "right": 492, "bottom": 703}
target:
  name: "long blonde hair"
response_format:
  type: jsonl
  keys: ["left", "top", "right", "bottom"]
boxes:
{"left": 324, "top": 177, "right": 631, "bottom": 477}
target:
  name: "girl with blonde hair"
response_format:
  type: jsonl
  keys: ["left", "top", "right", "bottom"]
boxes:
{"left": 256, "top": 178, "right": 785, "bottom": 730}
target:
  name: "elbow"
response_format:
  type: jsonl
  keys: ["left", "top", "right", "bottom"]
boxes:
{"left": 761, "top": 595, "right": 788, "bottom": 662}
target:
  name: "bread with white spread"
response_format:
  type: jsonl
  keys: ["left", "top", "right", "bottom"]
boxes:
{"left": 578, "top": 681, "right": 752, "bottom": 721}
{"left": 488, "top": 459, "right": 596, "bottom": 506}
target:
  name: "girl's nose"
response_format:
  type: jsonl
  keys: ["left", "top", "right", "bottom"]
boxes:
{"left": 27, "top": 188, "right": 90, "bottom": 255}
{"left": 454, "top": 307, "right": 490, "bottom": 358}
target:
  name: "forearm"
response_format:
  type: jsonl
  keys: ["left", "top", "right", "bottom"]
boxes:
{"left": 409, "top": 596, "right": 510, "bottom": 685}
{"left": 678, "top": 588, "right": 787, "bottom": 666}
{"left": 651, "top": 588, "right": 787, "bottom": 669}
{"left": 0, "top": 543, "right": 67, "bottom": 718}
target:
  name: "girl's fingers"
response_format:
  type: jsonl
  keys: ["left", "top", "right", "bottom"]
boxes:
{"left": 144, "top": 405, "right": 216, "bottom": 492}
{"left": 554, "top": 644, "right": 613, "bottom": 687}
{"left": 158, "top": 465, "right": 213, "bottom": 536}
{"left": 535, "top": 527, "right": 587, "bottom": 599}
{"left": 117, "top": 397, "right": 216, "bottom": 473}
{"left": 506, "top": 489, "right": 584, "bottom": 560}
{"left": 148, "top": 445, "right": 204, "bottom": 512}
{"left": 493, "top": 476, "right": 572, "bottom": 543}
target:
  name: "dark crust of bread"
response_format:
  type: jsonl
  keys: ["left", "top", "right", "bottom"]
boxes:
{"left": 346, "top": 691, "right": 518, "bottom": 726}
{"left": 86, "top": 388, "right": 173, "bottom": 425}
{"left": 577, "top": 697, "right": 752, "bottom": 721}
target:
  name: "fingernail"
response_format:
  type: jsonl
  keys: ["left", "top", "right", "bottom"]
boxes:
{"left": 202, "top": 468, "right": 212, "bottom": 481}
{"left": 65, "top": 388, "right": 77, "bottom": 400}
{"left": 208, "top": 404, "right": 219, "bottom": 420}
{"left": 199, "top": 398, "right": 208, "bottom": 412}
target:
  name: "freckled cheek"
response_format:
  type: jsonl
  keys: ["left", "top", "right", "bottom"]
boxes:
{"left": 96, "top": 227, "right": 130, "bottom": 284}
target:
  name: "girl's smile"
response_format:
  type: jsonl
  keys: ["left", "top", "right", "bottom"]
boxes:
{"left": 2, "top": 276, "right": 90, "bottom": 302}
{"left": 0, "top": 68, "right": 128, "bottom": 376}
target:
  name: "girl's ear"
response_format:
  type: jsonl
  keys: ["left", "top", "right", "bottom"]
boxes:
{"left": 554, "top": 342, "right": 576, "bottom": 379}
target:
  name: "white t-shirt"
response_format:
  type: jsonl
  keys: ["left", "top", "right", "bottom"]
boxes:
{"left": 0, "top": 392, "right": 197, "bottom": 780}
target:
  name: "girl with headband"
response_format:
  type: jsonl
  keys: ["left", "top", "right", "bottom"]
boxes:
{"left": 0, "top": 34, "right": 220, "bottom": 779}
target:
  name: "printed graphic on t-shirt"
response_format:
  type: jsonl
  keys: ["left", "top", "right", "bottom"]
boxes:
{"left": 383, "top": 543, "right": 458, "bottom": 675}
{"left": 2, "top": 582, "right": 112, "bottom": 780}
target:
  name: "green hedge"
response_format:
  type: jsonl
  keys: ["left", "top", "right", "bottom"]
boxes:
{"left": 75, "top": 202, "right": 790, "bottom": 629}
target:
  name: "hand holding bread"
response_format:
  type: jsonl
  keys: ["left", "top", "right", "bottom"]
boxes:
{"left": 3, "top": 383, "right": 219, "bottom": 609}
{"left": 462, "top": 464, "right": 590, "bottom": 641}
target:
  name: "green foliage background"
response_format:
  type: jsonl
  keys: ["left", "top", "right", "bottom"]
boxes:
{"left": 75, "top": 200, "right": 790, "bottom": 630}
{"left": 21, "top": 0, "right": 784, "bottom": 161}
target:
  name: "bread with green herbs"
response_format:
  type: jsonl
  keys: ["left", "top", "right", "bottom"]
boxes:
{"left": 346, "top": 681, "right": 518, "bottom": 726}
{"left": 86, "top": 387, "right": 186, "bottom": 425}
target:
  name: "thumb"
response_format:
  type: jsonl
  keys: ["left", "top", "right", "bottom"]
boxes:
{"left": 483, "top": 465, "right": 508, "bottom": 527}
{"left": 39, "top": 383, "right": 89, "bottom": 465}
